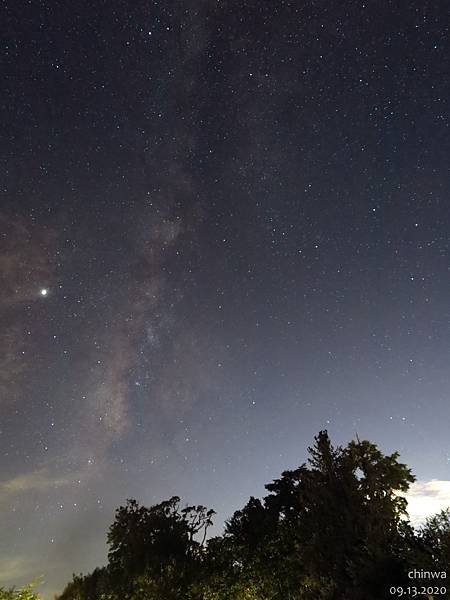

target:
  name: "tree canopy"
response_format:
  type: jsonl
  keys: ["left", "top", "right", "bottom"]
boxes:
{"left": 29, "top": 431, "right": 448, "bottom": 599}
{"left": 0, "top": 585, "right": 40, "bottom": 600}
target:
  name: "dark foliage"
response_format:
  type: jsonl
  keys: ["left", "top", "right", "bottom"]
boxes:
{"left": 54, "top": 432, "right": 450, "bottom": 600}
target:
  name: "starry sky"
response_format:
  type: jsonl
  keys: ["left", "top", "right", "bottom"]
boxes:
{"left": 1, "top": 1, "right": 449, "bottom": 597}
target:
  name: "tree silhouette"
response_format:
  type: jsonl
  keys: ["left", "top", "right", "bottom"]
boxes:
{"left": 54, "top": 431, "right": 450, "bottom": 600}
{"left": 106, "top": 496, "right": 214, "bottom": 598}
{"left": 224, "top": 431, "right": 415, "bottom": 599}
{"left": 0, "top": 585, "right": 40, "bottom": 600}
{"left": 417, "top": 508, "right": 450, "bottom": 571}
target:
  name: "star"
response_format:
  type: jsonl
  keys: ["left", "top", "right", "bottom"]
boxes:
{"left": 1, "top": 2, "right": 448, "bottom": 597}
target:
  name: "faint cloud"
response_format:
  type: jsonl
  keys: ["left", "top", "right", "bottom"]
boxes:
{"left": 0, "top": 324, "right": 27, "bottom": 405}
{"left": 404, "top": 480, "right": 450, "bottom": 526}
{"left": 0, "top": 213, "right": 57, "bottom": 407}
{"left": 0, "top": 557, "right": 26, "bottom": 580}
{"left": 0, "top": 468, "right": 80, "bottom": 506}
{"left": 0, "top": 213, "right": 56, "bottom": 308}
{"left": 0, "top": 556, "right": 43, "bottom": 583}
{"left": 1, "top": 469, "right": 52, "bottom": 495}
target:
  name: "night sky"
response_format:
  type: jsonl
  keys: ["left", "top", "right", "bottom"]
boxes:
{"left": 1, "top": 1, "right": 449, "bottom": 597}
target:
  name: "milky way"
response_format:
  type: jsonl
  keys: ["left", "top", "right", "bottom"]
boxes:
{"left": 1, "top": 2, "right": 449, "bottom": 597}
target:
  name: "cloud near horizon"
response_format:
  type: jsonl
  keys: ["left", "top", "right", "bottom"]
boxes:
{"left": 404, "top": 479, "right": 450, "bottom": 526}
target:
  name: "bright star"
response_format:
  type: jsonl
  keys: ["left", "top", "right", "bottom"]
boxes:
{"left": 40, "top": 288, "right": 49, "bottom": 297}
